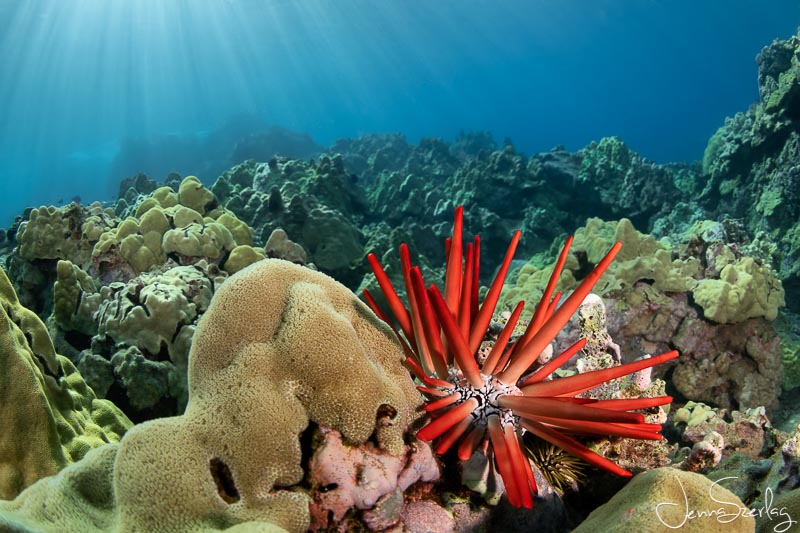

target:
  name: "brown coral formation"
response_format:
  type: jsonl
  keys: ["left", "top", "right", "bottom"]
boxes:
{"left": 503, "top": 218, "right": 785, "bottom": 414}
{"left": 674, "top": 402, "right": 773, "bottom": 463}
{"left": 114, "top": 259, "right": 423, "bottom": 531}
{"left": 1, "top": 259, "right": 422, "bottom": 532}
{"left": 116, "top": 260, "right": 419, "bottom": 531}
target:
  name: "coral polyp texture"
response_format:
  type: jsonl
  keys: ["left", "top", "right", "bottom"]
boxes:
{"left": 365, "top": 206, "right": 678, "bottom": 508}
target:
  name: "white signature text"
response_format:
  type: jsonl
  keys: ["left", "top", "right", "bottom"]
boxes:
{"left": 654, "top": 475, "right": 796, "bottom": 533}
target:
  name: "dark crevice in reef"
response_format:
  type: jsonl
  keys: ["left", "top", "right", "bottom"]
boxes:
{"left": 151, "top": 340, "right": 171, "bottom": 362}
{"left": 210, "top": 457, "right": 240, "bottom": 504}
{"left": 63, "top": 329, "right": 92, "bottom": 352}
{"left": 103, "top": 379, "right": 178, "bottom": 424}
{"left": 292, "top": 421, "right": 318, "bottom": 491}
{"left": 571, "top": 250, "right": 592, "bottom": 281}
{"left": 659, "top": 364, "right": 687, "bottom": 445}
{"left": 661, "top": 364, "right": 682, "bottom": 403}
{"left": 368, "top": 403, "right": 398, "bottom": 446}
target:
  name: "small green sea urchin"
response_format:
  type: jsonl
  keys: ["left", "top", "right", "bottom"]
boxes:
{"left": 525, "top": 438, "right": 585, "bottom": 493}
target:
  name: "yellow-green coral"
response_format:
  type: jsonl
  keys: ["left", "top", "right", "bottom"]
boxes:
{"left": 16, "top": 202, "right": 117, "bottom": 268}
{"left": 673, "top": 401, "right": 717, "bottom": 426}
{"left": 693, "top": 256, "right": 785, "bottom": 323}
{"left": 139, "top": 204, "right": 171, "bottom": 233}
{"left": 152, "top": 185, "right": 179, "bottom": 208}
{"left": 0, "top": 443, "right": 293, "bottom": 532}
{"left": 178, "top": 175, "right": 216, "bottom": 214}
{"left": 224, "top": 245, "right": 266, "bottom": 274}
{"left": 0, "top": 266, "right": 131, "bottom": 500}
{"left": 53, "top": 260, "right": 97, "bottom": 335}
{"left": 570, "top": 218, "right": 701, "bottom": 295}
{"left": 162, "top": 221, "right": 236, "bottom": 259}
{"left": 0, "top": 444, "right": 120, "bottom": 532}
{"left": 501, "top": 218, "right": 700, "bottom": 315}
{"left": 172, "top": 205, "right": 204, "bottom": 227}
{"left": 134, "top": 196, "right": 161, "bottom": 218}
{"left": 499, "top": 254, "right": 574, "bottom": 315}
{"left": 92, "top": 177, "right": 253, "bottom": 274}
{"left": 216, "top": 212, "right": 253, "bottom": 246}
{"left": 501, "top": 218, "right": 783, "bottom": 325}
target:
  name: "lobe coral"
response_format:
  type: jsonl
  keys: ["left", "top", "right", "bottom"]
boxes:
{"left": 365, "top": 206, "right": 678, "bottom": 509}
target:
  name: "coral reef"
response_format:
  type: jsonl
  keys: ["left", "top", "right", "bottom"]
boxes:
{"left": 189, "top": 126, "right": 743, "bottom": 323}
{"left": 1, "top": 26, "right": 799, "bottom": 533}
{"left": 699, "top": 28, "right": 800, "bottom": 310}
{"left": 672, "top": 402, "right": 775, "bottom": 471}
{"left": 210, "top": 156, "right": 366, "bottom": 285}
{"left": 93, "top": 176, "right": 254, "bottom": 279}
{"left": 502, "top": 217, "right": 785, "bottom": 413}
{"left": 577, "top": 136, "right": 682, "bottom": 228}
{"left": 9, "top": 201, "right": 118, "bottom": 313}
{"left": 0, "top": 259, "right": 423, "bottom": 532}
{"left": 0, "top": 266, "right": 131, "bottom": 500}
{"left": 31, "top": 177, "right": 271, "bottom": 420}
{"left": 17, "top": 201, "right": 117, "bottom": 269}
{"left": 503, "top": 217, "right": 784, "bottom": 324}
{"left": 53, "top": 259, "right": 226, "bottom": 418}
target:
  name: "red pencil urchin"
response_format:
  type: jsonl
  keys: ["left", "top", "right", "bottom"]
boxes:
{"left": 363, "top": 206, "right": 678, "bottom": 509}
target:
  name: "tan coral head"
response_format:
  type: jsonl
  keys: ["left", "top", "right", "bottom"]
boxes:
{"left": 112, "top": 259, "right": 422, "bottom": 532}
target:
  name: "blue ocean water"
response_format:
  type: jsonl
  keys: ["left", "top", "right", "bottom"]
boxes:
{"left": 0, "top": 0, "right": 798, "bottom": 224}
